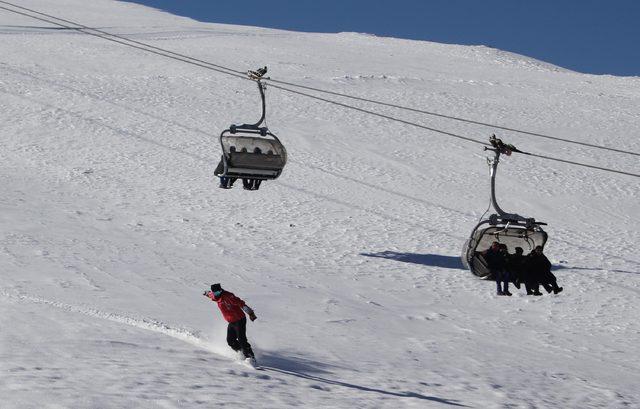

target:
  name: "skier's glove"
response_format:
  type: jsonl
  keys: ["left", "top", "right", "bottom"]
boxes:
{"left": 203, "top": 291, "right": 209, "bottom": 297}
{"left": 241, "top": 305, "right": 257, "bottom": 321}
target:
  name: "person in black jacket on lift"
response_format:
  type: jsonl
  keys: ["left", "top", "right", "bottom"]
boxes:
{"left": 484, "top": 241, "right": 512, "bottom": 296}
{"left": 527, "top": 246, "right": 563, "bottom": 294}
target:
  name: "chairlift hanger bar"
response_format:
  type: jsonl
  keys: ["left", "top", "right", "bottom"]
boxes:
{"left": 232, "top": 68, "right": 269, "bottom": 131}
{"left": 484, "top": 135, "right": 540, "bottom": 227}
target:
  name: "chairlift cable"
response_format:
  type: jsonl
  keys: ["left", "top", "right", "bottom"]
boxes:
{"left": 0, "top": 3, "right": 247, "bottom": 81}
{"left": 0, "top": 0, "right": 247, "bottom": 77}
{"left": 2, "top": 0, "right": 638, "bottom": 159}
{"left": 1, "top": 2, "right": 639, "bottom": 179}
{"left": 0, "top": 2, "right": 488, "bottom": 148}
{"left": 267, "top": 82, "right": 490, "bottom": 147}
{"left": 268, "top": 83, "right": 640, "bottom": 178}
{"left": 519, "top": 151, "right": 640, "bottom": 178}
{"left": 265, "top": 79, "right": 640, "bottom": 158}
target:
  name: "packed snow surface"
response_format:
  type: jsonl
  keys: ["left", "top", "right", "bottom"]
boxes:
{"left": 1, "top": 1, "right": 639, "bottom": 408}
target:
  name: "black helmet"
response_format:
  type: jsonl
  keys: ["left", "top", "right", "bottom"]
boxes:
{"left": 211, "top": 283, "right": 222, "bottom": 292}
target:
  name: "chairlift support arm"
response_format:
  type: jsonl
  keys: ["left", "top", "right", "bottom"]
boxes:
{"left": 231, "top": 68, "right": 269, "bottom": 133}
{"left": 484, "top": 135, "right": 542, "bottom": 228}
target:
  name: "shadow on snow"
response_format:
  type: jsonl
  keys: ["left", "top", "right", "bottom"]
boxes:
{"left": 551, "top": 264, "right": 639, "bottom": 275}
{"left": 259, "top": 352, "right": 468, "bottom": 406}
{"left": 362, "top": 252, "right": 639, "bottom": 276}
{"left": 361, "top": 251, "right": 465, "bottom": 270}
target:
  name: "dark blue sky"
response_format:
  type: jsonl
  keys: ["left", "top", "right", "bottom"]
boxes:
{"left": 126, "top": 0, "right": 640, "bottom": 76}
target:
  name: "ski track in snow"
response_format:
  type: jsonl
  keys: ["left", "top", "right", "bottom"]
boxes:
{"left": 0, "top": 290, "right": 469, "bottom": 408}
{"left": 0, "top": 289, "right": 218, "bottom": 354}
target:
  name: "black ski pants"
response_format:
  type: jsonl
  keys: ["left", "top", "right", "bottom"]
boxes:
{"left": 494, "top": 269, "right": 510, "bottom": 293}
{"left": 539, "top": 271, "right": 560, "bottom": 293}
{"left": 526, "top": 270, "right": 560, "bottom": 294}
{"left": 227, "top": 317, "right": 254, "bottom": 358}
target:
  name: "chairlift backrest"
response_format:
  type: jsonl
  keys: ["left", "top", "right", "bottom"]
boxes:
{"left": 222, "top": 135, "right": 286, "bottom": 158}
{"left": 216, "top": 129, "right": 287, "bottom": 180}
{"left": 472, "top": 226, "right": 547, "bottom": 254}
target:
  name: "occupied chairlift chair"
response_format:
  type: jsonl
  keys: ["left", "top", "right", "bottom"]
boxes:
{"left": 214, "top": 67, "right": 287, "bottom": 190}
{"left": 461, "top": 135, "right": 548, "bottom": 278}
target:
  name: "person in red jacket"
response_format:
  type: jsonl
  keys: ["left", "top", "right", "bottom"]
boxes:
{"left": 203, "top": 283, "right": 257, "bottom": 362}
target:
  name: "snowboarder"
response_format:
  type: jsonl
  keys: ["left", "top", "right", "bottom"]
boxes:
{"left": 203, "top": 283, "right": 258, "bottom": 365}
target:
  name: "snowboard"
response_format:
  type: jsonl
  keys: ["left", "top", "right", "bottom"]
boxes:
{"left": 238, "top": 357, "right": 262, "bottom": 370}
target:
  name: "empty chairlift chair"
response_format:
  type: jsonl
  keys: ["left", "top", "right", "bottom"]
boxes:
{"left": 214, "top": 67, "right": 287, "bottom": 190}
{"left": 461, "top": 135, "right": 548, "bottom": 278}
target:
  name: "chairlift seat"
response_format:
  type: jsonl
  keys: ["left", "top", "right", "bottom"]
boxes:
{"left": 461, "top": 136, "right": 550, "bottom": 278}
{"left": 215, "top": 133, "right": 287, "bottom": 180}
{"left": 228, "top": 152, "right": 285, "bottom": 170}
{"left": 462, "top": 224, "right": 548, "bottom": 278}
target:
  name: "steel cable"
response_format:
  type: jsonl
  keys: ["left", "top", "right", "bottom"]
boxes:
{"left": 3, "top": 0, "right": 639, "bottom": 158}
{"left": 1, "top": 1, "right": 638, "bottom": 178}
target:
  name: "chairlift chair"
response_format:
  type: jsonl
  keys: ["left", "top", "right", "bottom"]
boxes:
{"left": 461, "top": 135, "right": 548, "bottom": 278}
{"left": 214, "top": 67, "right": 287, "bottom": 190}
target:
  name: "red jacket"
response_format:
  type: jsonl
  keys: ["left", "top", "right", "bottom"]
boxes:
{"left": 207, "top": 291, "right": 247, "bottom": 323}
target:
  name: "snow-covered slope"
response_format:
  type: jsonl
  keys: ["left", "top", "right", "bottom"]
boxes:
{"left": 1, "top": 1, "right": 639, "bottom": 408}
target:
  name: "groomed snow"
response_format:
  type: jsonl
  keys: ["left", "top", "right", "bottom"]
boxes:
{"left": 1, "top": 1, "right": 639, "bottom": 408}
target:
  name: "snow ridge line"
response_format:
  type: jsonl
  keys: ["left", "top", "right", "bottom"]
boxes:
{"left": 0, "top": 290, "right": 216, "bottom": 352}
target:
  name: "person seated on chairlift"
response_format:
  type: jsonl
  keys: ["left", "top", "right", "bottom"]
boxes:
{"left": 217, "top": 145, "right": 237, "bottom": 189}
{"left": 526, "top": 246, "right": 563, "bottom": 295}
{"left": 497, "top": 244, "right": 512, "bottom": 296}
{"left": 220, "top": 177, "right": 234, "bottom": 189}
{"left": 237, "top": 148, "right": 265, "bottom": 190}
{"left": 483, "top": 242, "right": 511, "bottom": 296}
{"left": 242, "top": 178, "right": 262, "bottom": 190}
{"left": 508, "top": 247, "right": 535, "bottom": 294}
